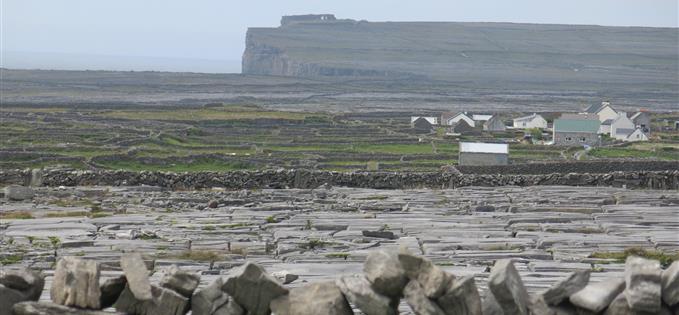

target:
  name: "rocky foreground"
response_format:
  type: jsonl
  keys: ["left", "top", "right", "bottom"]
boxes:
{"left": 1, "top": 184, "right": 678, "bottom": 314}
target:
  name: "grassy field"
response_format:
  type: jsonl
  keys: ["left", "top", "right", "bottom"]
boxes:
{"left": 1, "top": 105, "right": 677, "bottom": 172}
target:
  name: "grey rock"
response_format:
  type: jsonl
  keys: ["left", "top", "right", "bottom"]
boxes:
{"left": 221, "top": 262, "right": 288, "bottom": 315}
{"left": 12, "top": 301, "right": 124, "bottom": 315}
{"left": 100, "top": 275, "right": 127, "bottom": 309}
{"left": 541, "top": 270, "right": 590, "bottom": 305}
{"left": 481, "top": 293, "right": 503, "bottom": 315}
{"left": 270, "top": 281, "right": 353, "bottom": 315}
{"left": 604, "top": 292, "right": 672, "bottom": 315}
{"left": 1, "top": 284, "right": 29, "bottom": 315}
{"left": 4, "top": 185, "right": 34, "bottom": 201}
{"left": 364, "top": 250, "right": 408, "bottom": 298}
{"left": 662, "top": 261, "right": 679, "bottom": 306}
{"left": 0, "top": 267, "right": 44, "bottom": 301}
{"left": 569, "top": 277, "right": 625, "bottom": 313}
{"left": 120, "top": 252, "right": 153, "bottom": 301}
{"left": 529, "top": 295, "right": 577, "bottom": 315}
{"left": 624, "top": 256, "right": 662, "bottom": 313}
{"left": 114, "top": 284, "right": 189, "bottom": 315}
{"left": 474, "top": 205, "right": 495, "bottom": 212}
{"left": 271, "top": 270, "right": 299, "bottom": 285}
{"left": 436, "top": 276, "right": 482, "bottom": 315}
{"left": 207, "top": 199, "right": 219, "bottom": 208}
{"left": 335, "top": 275, "right": 398, "bottom": 315}
{"left": 488, "top": 259, "right": 529, "bottom": 315}
{"left": 398, "top": 250, "right": 451, "bottom": 299}
{"left": 214, "top": 299, "right": 245, "bottom": 315}
{"left": 192, "top": 278, "right": 244, "bottom": 315}
{"left": 50, "top": 257, "right": 101, "bottom": 309}
{"left": 362, "top": 230, "right": 397, "bottom": 239}
{"left": 159, "top": 265, "right": 200, "bottom": 298}
{"left": 403, "top": 280, "right": 446, "bottom": 315}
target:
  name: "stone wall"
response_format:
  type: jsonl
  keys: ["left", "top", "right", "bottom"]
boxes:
{"left": 457, "top": 160, "right": 679, "bottom": 175}
{"left": 1, "top": 168, "right": 678, "bottom": 190}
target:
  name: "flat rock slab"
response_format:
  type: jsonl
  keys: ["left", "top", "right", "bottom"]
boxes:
{"left": 120, "top": 252, "right": 152, "bottom": 301}
{"left": 541, "top": 270, "right": 590, "bottom": 305}
{"left": 159, "top": 265, "right": 200, "bottom": 298}
{"left": 569, "top": 277, "right": 625, "bottom": 313}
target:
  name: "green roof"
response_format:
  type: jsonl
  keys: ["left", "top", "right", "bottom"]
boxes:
{"left": 554, "top": 119, "right": 600, "bottom": 133}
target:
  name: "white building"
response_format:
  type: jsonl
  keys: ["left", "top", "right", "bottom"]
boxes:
{"left": 623, "top": 129, "right": 649, "bottom": 142}
{"left": 610, "top": 112, "right": 635, "bottom": 139}
{"left": 583, "top": 101, "right": 618, "bottom": 123}
{"left": 472, "top": 114, "right": 493, "bottom": 122}
{"left": 512, "top": 113, "right": 547, "bottom": 129}
{"left": 441, "top": 112, "right": 474, "bottom": 127}
{"left": 458, "top": 142, "right": 509, "bottom": 166}
{"left": 410, "top": 116, "right": 438, "bottom": 125}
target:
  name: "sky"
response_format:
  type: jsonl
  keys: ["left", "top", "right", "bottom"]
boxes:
{"left": 2, "top": 0, "right": 677, "bottom": 73}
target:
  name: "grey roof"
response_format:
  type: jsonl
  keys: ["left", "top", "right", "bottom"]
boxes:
{"left": 584, "top": 103, "right": 604, "bottom": 113}
{"left": 601, "top": 119, "right": 614, "bottom": 126}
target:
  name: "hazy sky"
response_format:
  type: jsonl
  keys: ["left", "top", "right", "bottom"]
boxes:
{"left": 2, "top": 0, "right": 677, "bottom": 73}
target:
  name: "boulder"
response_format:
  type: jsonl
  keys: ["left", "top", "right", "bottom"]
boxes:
{"left": 272, "top": 270, "right": 299, "bottom": 285}
{"left": 0, "top": 267, "right": 45, "bottom": 301}
{"left": 192, "top": 278, "right": 229, "bottom": 315}
{"left": 604, "top": 292, "right": 672, "bottom": 315}
{"left": 120, "top": 252, "right": 152, "bottom": 301}
{"left": 221, "top": 262, "right": 288, "bottom": 315}
{"left": 488, "top": 259, "right": 529, "bottom": 315}
{"left": 481, "top": 293, "right": 504, "bottom": 315}
{"left": 1, "top": 284, "right": 29, "bottom": 315}
{"left": 569, "top": 277, "right": 625, "bottom": 313}
{"left": 114, "top": 284, "right": 189, "bottom": 315}
{"left": 436, "top": 276, "right": 482, "bottom": 315}
{"left": 403, "top": 280, "right": 446, "bottom": 315}
{"left": 12, "top": 301, "right": 124, "bottom": 315}
{"left": 270, "top": 281, "right": 353, "bottom": 315}
{"left": 207, "top": 200, "right": 219, "bottom": 208}
{"left": 4, "top": 185, "right": 34, "bottom": 201}
{"left": 364, "top": 250, "right": 408, "bottom": 298}
{"left": 50, "top": 257, "right": 101, "bottom": 309}
{"left": 624, "top": 256, "right": 662, "bottom": 313}
{"left": 398, "top": 250, "right": 451, "bottom": 299}
{"left": 159, "top": 265, "right": 200, "bottom": 298}
{"left": 529, "top": 295, "right": 577, "bottom": 315}
{"left": 541, "top": 270, "right": 590, "bottom": 305}
{"left": 661, "top": 261, "right": 679, "bottom": 306}
{"left": 100, "top": 276, "right": 127, "bottom": 309}
{"left": 335, "top": 275, "right": 398, "bottom": 315}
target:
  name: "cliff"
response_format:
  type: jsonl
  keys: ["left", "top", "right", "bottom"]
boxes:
{"left": 242, "top": 17, "right": 678, "bottom": 87}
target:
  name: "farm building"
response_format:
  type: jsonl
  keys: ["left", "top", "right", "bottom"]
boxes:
{"left": 483, "top": 116, "right": 506, "bottom": 132}
{"left": 441, "top": 112, "right": 474, "bottom": 127}
{"left": 411, "top": 117, "right": 435, "bottom": 133}
{"left": 583, "top": 101, "right": 618, "bottom": 122}
{"left": 512, "top": 113, "right": 547, "bottom": 129}
{"left": 553, "top": 116, "right": 601, "bottom": 146}
{"left": 458, "top": 142, "right": 509, "bottom": 166}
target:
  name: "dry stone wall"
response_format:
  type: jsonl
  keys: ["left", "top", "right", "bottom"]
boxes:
{"left": 1, "top": 169, "right": 678, "bottom": 190}
{"left": 3, "top": 252, "right": 678, "bottom": 314}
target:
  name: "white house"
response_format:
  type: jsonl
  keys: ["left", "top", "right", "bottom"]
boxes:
{"left": 583, "top": 101, "right": 618, "bottom": 122}
{"left": 472, "top": 114, "right": 493, "bottom": 122}
{"left": 512, "top": 113, "right": 547, "bottom": 129}
{"left": 610, "top": 112, "right": 635, "bottom": 139}
{"left": 599, "top": 119, "right": 613, "bottom": 135}
{"left": 441, "top": 112, "right": 474, "bottom": 127}
{"left": 410, "top": 116, "right": 438, "bottom": 125}
{"left": 623, "top": 128, "right": 649, "bottom": 142}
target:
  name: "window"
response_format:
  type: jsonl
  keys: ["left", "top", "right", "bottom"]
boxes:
{"left": 580, "top": 137, "right": 586, "bottom": 142}
{"left": 565, "top": 137, "right": 572, "bottom": 141}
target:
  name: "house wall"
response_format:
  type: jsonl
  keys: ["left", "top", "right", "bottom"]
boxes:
{"left": 484, "top": 118, "right": 506, "bottom": 131}
{"left": 458, "top": 152, "right": 508, "bottom": 166}
{"left": 553, "top": 131, "right": 600, "bottom": 146}
{"left": 447, "top": 115, "right": 475, "bottom": 127}
{"left": 513, "top": 116, "right": 547, "bottom": 129}
{"left": 598, "top": 124, "right": 611, "bottom": 135}
{"left": 611, "top": 116, "right": 635, "bottom": 138}
{"left": 624, "top": 129, "right": 648, "bottom": 142}
{"left": 633, "top": 113, "right": 651, "bottom": 133}
{"left": 597, "top": 106, "right": 618, "bottom": 122}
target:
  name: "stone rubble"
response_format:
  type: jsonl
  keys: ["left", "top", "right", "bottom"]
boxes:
{"left": 1, "top": 253, "right": 678, "bottom": 315}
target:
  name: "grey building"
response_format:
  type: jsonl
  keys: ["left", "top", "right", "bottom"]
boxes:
{"left": 458, "top": 142, "right": 509, "bottom": 166}
{"left": 553, "top": 117, "right": 601, "bottom": 146}
{"left": 630, "top": 112, "right": 651, "bottom": 133}
{"left": 412, "top": 117, "right": 435, "bottom": 134}
{"left": 483, "top": 116, "right": 506, "bottom": 132}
